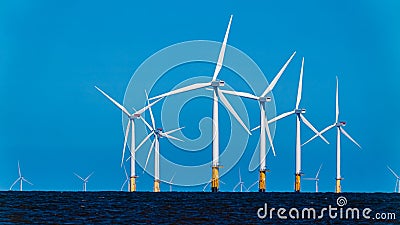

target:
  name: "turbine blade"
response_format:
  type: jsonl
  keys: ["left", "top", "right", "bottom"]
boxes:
{"left": 145, "top": 90, "right": 156, "bottom": 130}
{"left": 302, "top": 124, "right": 335, "bottom": 146}
{"left": 144, "top": 139, "right": 156, "bottom": 170}
{"left": 247, "top": 180, "right": 258, "bottom": 191}
{"left": 251, "top": 125, "right": 260, "bottom": 132}
{"left": 161, "top": 133, "right": 183, "bottom": 142}
{"left": 121, "top": 179, "right": 128, "bottom": 191}
{"left": 169, "top": 172, "right": 176, "bottom": 183}
{"left": 218, "top": 89, "right": 251, "bottom": 135}
{"left": 85, "top": 172, "right": 94, "bottom": 181}
{"left": 148, "top": 82, "right": 211, "bottom": 100}
{"left": 218, "top": 89, "right": 259, "bottom": 100}
{"left": 202, "top": 182, "right": 210, "bottom": 192}
{"left": 340, "top": 127, "right": 362, "bottom": 149}
{"left": 387, "top": 166, "right": 399, "bottom": 179}
{"left": 268, "top": 110, "right": 295, "bottom": 124}
{"left": 136, "top": 114, "right": 153, "bottom": 131}
{"left": 212, "top": 15, "right": 233, "bottom": 81}
{"left": 135, "top": 97, "right": 163, "bottom": 116}
{"left": 164, "top": 127, "right": 184, "bottom": 135}
{"left": 315, "top": 163, "right": 323, "bottom": 179}
{"left": 95, "top": 86, "right": 131, "bottom": 117}
{"left": 336, "top": 76, "right": 339, "bottom": 123}
{"left": 295, "top": 58, "right": 304, "bottom": 109}
{"left": 10, "top": 178, "right": 19, "bottom": 190}
{"left": 233, "top": 183, "right": 240, "bottom": 192}
{"left": 74, "top": 173, "right": 84, "bottom": 181}
{"left": 300, "top": 114, "right": 329, "bottom": 144}
{"left": 22, "top": 178, "right": 33, "bottom": 186}
{"left": 121, "top": 120, "right": 131, "bottom": 167}
{"left": 135, "top": 132, "right": 153, "bottom": 153}
{"left": 18, "top": 161, "right": 21, "bottom": 177}
{"left": 123, "top": 164, "right": 129, "bottom": 179}
{"left": 264, "top": 117, "right": 276, "bottom": 156}
{"left": 262, "top": 51, "right": 297, "bottom": 97}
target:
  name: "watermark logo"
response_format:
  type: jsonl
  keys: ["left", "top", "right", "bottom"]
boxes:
{"left": 257, "top": 196, "right": 396, "bottom": 221}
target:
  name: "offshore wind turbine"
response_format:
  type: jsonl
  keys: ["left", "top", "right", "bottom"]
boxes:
{"left": 149, "top": 15, "right": 251, "bottom": 192}
{"left": 134, "top": 92, "right": 183, "bottom": 192}
{"left": 268, "top": 58, "right": 329, "bottom": 192}
{"left": 387, "top": 166, "right": 400, "bottom": 193}
{"left": 304, "top": 163, "right": 323, "bottom": 192}
{"left": 233, "top": 168, "right": 247, "bottom": 192}
{"left": 221, "top": 51, "right": 296, "bottom": 192}
{"left": 302, "top": 77, "right": 361, "bottom": 193}
{"left": 10, "top": 161, "right": 33, "bottom": 191}
{"left": 74, "top": 172, "right": 94, "bottom": 192}
{"left": 95, "top": 86, "right": 162, "bottom": 192}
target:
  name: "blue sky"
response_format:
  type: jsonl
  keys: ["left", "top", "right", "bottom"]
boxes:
{"left": 0, "top": 1, "right": 400, "bottom": 192}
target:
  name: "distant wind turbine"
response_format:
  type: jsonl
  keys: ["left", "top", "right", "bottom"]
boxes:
{"left": 387, "top": 166, "right": 400, "bottom": 193}
{"left": 162, "top": 172, "right": 176, "bottom": 192}
{"left": 233, "top": 168, "right": 247, "bottom": 192}
{"left": 302, "top": 77, "right": 361, "bottom": 193}
{"left": 74, "top": 172, "right": 94, "bottom": 192}
{"left": 304, "top": 163, "right": 323, "bottom": 192}
{"left": 10, "top": 161, "right": 33, "bottom": 191}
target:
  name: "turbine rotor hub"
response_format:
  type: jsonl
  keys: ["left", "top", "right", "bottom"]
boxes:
{"left": 294, "top": 109, "right": 306, "bottom": 114}
{"left": 211, "top": 80, "right": 225, "bottom": 87}
{"left": 259, "top": 96, "right": 271, "bottom": 102}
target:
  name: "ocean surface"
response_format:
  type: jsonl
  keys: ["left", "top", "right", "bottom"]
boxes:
{"left": 0, "top": 191, "right": 398, "bottom": 224}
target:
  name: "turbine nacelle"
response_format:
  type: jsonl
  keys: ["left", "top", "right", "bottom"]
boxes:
{"left": 211, "top": 80, "right": 225, "bottom": 87}
{"left": 294, "top": 109, "right": 306, "bottom": 114}
{"left": 258, "top": 96, "right": 271, "bottom": 103}
{"left": 336, "top": 121, "right": 346, "bottom": 127}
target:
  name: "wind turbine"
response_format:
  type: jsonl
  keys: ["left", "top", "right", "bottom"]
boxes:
{"left": 387, "top": 166, "right": 400, "bottom": 193}
{"left": 95, "top": 86, "right": 162, "bottom": 192}
{"left": 267, "top": 58, "right": 329, "bottom": 192}
{"left": 149, "top": 15, "right": 251, "bottom": 192}
{"left": 10, "top": 161, "right": 33, "bottom": 191}
{"left": 304, "top": 163, "right": 323, "bottom": 192}
{"left": 162, "top": 172, "right": 176, "bottom": 192}
{"left": 302, "top": 77, "right": 361, "bottom": 193}
{"left": 134, "top": 92, "right": 184, "bottom": 192}
{"left": 233, "top": 168, "right": 247, "bottom": 192}
{"left": 74, "top": 172, "right": 94, "bottom": 192}
{"left": 221, "top": 51, "right": 296, "bottom": 192}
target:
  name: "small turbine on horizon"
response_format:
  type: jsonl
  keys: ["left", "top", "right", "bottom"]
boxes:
{"left": 304, "top": 163, "right": 323, "bottom": 192}
{"left": 233, "top": 168, "right": 247, "bottom": 192}
{"left": 74, "top": 172, "right": 94, "bottom": 192}
{"left": 10, "top": 161, "right": 33, "bottom": 191}
{"left": 387, "top": 166, "right": 400, "bottom": 193}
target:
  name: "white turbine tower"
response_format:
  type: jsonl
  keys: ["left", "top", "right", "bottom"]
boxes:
{"left": 10, "top": 161, "right": 33, "bottom": 191}
{"left": 222, "top": 51, "right": 296, "bottom": 192}
{"left": 149, "top": 15, "right": 251, "bottom": 192}
{"left": 95, "top": 86, "right": 162, "bottom": 192}
{"left": 134, "top": 92, "right": 183, "bottom": 192}
{"left": 304, "top": 163, "right": 323, "bottom": 192}
{"left": 268, "top": 58, "right": 329, "bottom": 192}
{"left": 74, "top": 172, "right": 94, "bottom": 192}
{"left": 387, "top": 166, "right": 400, "bottom": 193}
{"left": 302, "top": 77, "right": 361, "bottom": 193}
{"left": 233, "top": 168, "right": 247, "bottom": 192}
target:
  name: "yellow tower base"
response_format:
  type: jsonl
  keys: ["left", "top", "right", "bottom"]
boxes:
{"left": 129, "top": 177, "right": 136, "bottom": 192}
{"left": 211, "top": 166, "right": 219, "bottom": 192}
{"left": 295, "top": 173, "right": 301, "bottom": 192}
{"left": 335, "top": 178, "right": 342, "bottom": 193}
{"left": 154, "top": 179, "right": 160, "bottom": 192}
{"left": 259, "top": 170, "right": 266, "bottom": 192}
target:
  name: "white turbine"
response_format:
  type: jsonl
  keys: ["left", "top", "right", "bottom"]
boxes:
{"left": 233, "top": 168, "right": 247, "bottom": 192}
{"left": 134, "top": 92, "right": 184, "bottom": 192}
{"left": 162, "top": 172, "right": 176, "bottom": 192}
{"left": 74, "top": 172, "right": 94, "bottom": 192}
{"left": 95, "top": 86, "right": 162, "bottom": 192}
{"left": 267, "top": 58, "right": 329, "bottom": 192}
{"left": 149, "top": 15, "right": 251, "bottom": 192}
{"left": 304, "top": 163, "right": 323, "bottom": 192}
{"left": 10, "top": 161, "right": 33, "bottom": 191}
{"left": 223, "top": 51, "right": 296, "bottom": 192}
{"left": 302, "top": 76, "right": 361, "bottom": 193}
{"left": 387, "top": 166, "right": 400, "bottom": 193}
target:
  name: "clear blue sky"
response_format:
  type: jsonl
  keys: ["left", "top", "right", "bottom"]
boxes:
{"left": 0, "top": 1, "right": 399, "bottom": 192}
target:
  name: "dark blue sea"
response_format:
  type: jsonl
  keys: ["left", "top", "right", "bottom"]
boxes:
{"left": 0, "top": 192, "right": 398, "bottom": 224}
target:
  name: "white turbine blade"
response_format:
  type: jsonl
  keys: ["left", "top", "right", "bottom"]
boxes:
{"left": 268, "top": 110, "right": 295, "bottom": 124}
{"left": 121, "top": 120, "right": 131, "bottom": 167}
{"left": 74, "top": 173, "right": 84, "bottom": 181}
{"left": 144, "top": 139, "right": 156, "bottom": 170}
{"left": 121, "top": 179, "right": 128, "bottom": 191}
{"left": 148, "top": 82, "right": 211, "bottom": 100}
{"left": 247, "top": 180, "right": 258, "bottom": 191}
{"left": 295, "top": 58, "right": 304, "bottom": 109}
{"left": 17, "top": 161, "right": 21, "bottom": 177}
{"left": 251, "top": 125, "right": 260, "bottom": 132}
{"left": 315, "top": 163, "right": 323, "bottom": 179}
{"left": 136, "top": 114, "right": 153, "bottom": 131}
{"left": 238, "top": 168, "right": 242, "bottom": 182}
{"left": 85, "top": 172, "right": 94, "bottom": 182}
{"left": 336, "top": 76, "right": 339, "bottom": 123}
{"left": 10, "top": 178, "right": 20, "bottom": 190}
{"left": 264, "top": 117, "right": 276, "bottom": 156}
{"left": 135, "top": 97, "right": 163, "bottom": 116}
{"left": 123, "top": 164, "right": 129, "bottom": 179}
{"left": 262, "top": 51, "right": 297, "bottom": 97}
{"left": 387, "top": 166, "right": 400, "bottom": 179}
{"left": 300, "top": 114, "right": 329, "bottom": 144}
{"left": 233, "top": 183, "right": 240, "bottom": 192}
{"left": 145, "top": 90, "right": 156, "bottom": 130}
{"left": 95, "top": 86, "right": 131, "bottom": 117}
{"left": 169, "top": 172, "right": 176, "bottom": 183}
{"left": 135, "top": 132, "right": 153, "bottom": 153}
{"left": 302, "top": 124, "right": 335, "bottom": 146}
{"left": 212, "top": 15, "right": 233, "bottom": 81}
{"left": 161, "top": 133, "right": 183, "bottom": 142}
{"left": 218, "top": 90, "right": 251, "bottom": 135}
{"left": 202, "top": 182, "right": 210, "bottom": 192}
{"left": 22, "top": 178, "right": 33, "bottom": 186}
{"left": 340, "top": 127, "right": 362, "bottom": 149}
{"left": 218, "top": 89, "right": 259, "bottom": 100}
{"left": 164, "top": 127, "right": 184, "bottom": 135}
{"left": 395, "top": 180, "right": 399, "bottom": 193}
